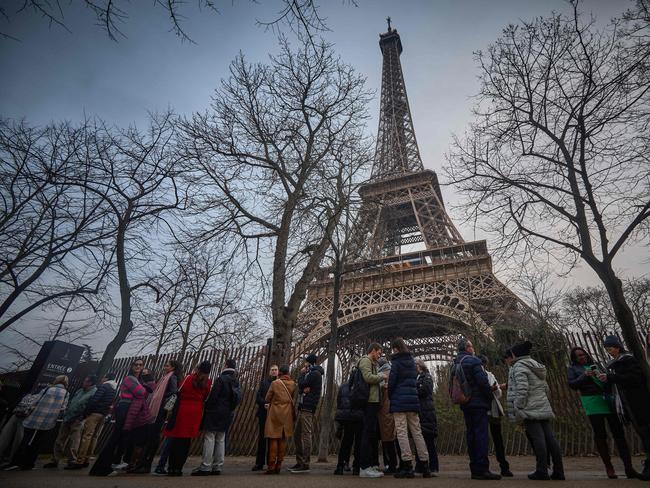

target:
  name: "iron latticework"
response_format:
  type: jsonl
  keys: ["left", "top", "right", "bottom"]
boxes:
{"left": 295, "top": 22, "right": 531, "bottom": 363}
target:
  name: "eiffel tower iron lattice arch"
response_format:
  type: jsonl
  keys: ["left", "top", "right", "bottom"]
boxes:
{"left": 294, "top": 23, "right": 532, "bottom": 364}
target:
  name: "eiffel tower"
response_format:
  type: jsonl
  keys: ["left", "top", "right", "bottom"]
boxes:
{"left": 295, "top": 21, "right": 531, "bottom": 364}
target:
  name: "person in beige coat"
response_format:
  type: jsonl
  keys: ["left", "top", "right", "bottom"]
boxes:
{"left": 264, "top": 365, "right": 296, "bottom": 474}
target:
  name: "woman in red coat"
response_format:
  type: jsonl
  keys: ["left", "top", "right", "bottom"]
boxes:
{"left": 164, "top": 360, "right": 212, "bottom": 476}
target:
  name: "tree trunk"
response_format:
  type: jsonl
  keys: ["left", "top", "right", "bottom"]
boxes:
{"left": 598, "top": 263, "right": 650, "bottom": 390}
{"left": 97, "top": 214, "right": 132, "bottom": 377}
{"left": 270, "top": 312, "right": 293, "bottom": 367}
{"left": 317, "top": 267, "right": 343, "bottom": 462}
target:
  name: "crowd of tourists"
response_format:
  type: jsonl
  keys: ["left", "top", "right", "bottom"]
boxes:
{"left": 0, "top": 333, "right": 649, "bottom": 481}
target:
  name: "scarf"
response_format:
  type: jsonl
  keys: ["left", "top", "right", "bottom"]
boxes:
{"left": 147, "top": 371, "right": 172, "bottom": 422}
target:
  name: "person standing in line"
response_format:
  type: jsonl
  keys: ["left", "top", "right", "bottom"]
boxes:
{"left": 5, "top": 376, "right": 69, "bottom": 471}
{"left": 163, "top": 360, "right": 212, "bottom": 477}
{"left": 387, "top": 338, "right": 430, "bottom": 479}
{"left": 289, "top": 354, "right": 323, "bottom": 473}
{"left": 69, "top": 373, "right": 117, "bottom": 469}
{"left": 333, "top": 368, "right": 363, "bottom": 475}
{"left": 568, "top": 346, "right": 638, "bottom": 479}
{"left": 264, "top": 364, "right": 296, "bottom": 474}
{"left": 192, "top": 359, "right": 240, "bottom": 476}
{"left": 478, "top": 355, "right": 512, "bottom": 477}
{"left": 356, "top": 343, "right": 386, "bottom": 478}
{"left": 89, "top": 358, "right": 148, "bottom": 476}
{"left": 44, "top": 375, "right": 98, "bottom": 469}
{"left": 137, "top": 360, "right": 182, "bottom": 474}
{"left": 123, "top": 367, "right": 156, "bottom": 473}
{"left": 453, "top": 338, "right": 501, "bottom": 480}
{"left": 377, "top": 357, "right": 399, "bottom": 474}
{"left": 252, "top": 364, "right": 279, "bottom": 471}
{"left": 599, "top": 335, "right": 650, "bottom": 480}
{"left": 415, "top": 359, "right": 439, "bottom": 476}
{"left": 507, "top": 341, "right": 564, "bottom": 480}
{"left": 0, "top": 390, "right": 40, "bottom": 468}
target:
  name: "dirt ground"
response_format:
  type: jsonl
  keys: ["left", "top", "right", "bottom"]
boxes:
{"left": 1, "top": 455, "right": 646, "bottom": 488}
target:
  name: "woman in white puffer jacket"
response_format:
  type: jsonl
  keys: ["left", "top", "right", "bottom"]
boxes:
{"left": 506, "top": 341, "right": 564, "bottom": 481}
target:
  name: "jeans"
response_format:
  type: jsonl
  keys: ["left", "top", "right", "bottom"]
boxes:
{"left": 394, "top": 411, "right": 428, "bottom": 463}
{"left": 462, "top": 408, "right": 490, "bottom": 475}
{"left": 524, "top": 419, "right": 564, "bottom": 475}
{"left": 255, "top": 413, "right": 268, "bottom": 467}
{"left": 488, "top": 416, "right": 510, "bottom": 471}
{"left": 197, "top": 431, "right": 226, "bottom": 472}
{"left": 0, "top": 415, "right": 23, "bottom": 462}
{"left": 337, "top": 420, "right": 362, "bottom": 468}
{"left": 360, "top": 403, "right": 380, "bottom": 469}
{"left": 156, "top": 437, "right": 170, "bottom": 469}
{"left": 52, "top": 419, "right": 84, "bottom": 464}
{"left": 77, "top": 413, "right": 104, "bottom": 464}
{"left": 418, "top": 432, "right": 439, "bottom": 471}
{"left": 294, "top": 410, "right": 314, "bottom": 466}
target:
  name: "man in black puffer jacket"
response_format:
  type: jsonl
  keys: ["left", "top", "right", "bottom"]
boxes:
{"left": 290, "top": 354, "right": 323, "bottom": 473}
{"left": 388, "top": 338, "right": 430, "bottom": 479}
{"left": 334, "top": 371, "right": 363, "bottom": 475}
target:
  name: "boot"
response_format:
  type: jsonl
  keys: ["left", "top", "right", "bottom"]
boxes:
{"left": 274, "top": 461, "right": 282, "bottom": 474}
{"left": 421, "top": 464, "right": 432, "bottom": 478}
{"left": 126, "top": 447, "right": 144, "bottom": 473}
{"left": 265, "top": 462, "right": 276, "bottom": 474}
{"left": 394, "top": 460, "right": 415, "bottom": 479}
{"left": 594, "top": 438, "right": 616, "bottom": 479}
{"left": 614, "top": 436, "right": 639, "bottom": 479}
{"left": 334, "top": 465, "right": 344, "bottom": 475}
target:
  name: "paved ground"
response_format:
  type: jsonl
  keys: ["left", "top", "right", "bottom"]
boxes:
{"left": 1, "top": 455, "right": 647, "bottom": 487}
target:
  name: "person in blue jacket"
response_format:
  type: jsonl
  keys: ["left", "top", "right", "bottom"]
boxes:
{"left": 388, "top": 338, "right": 430, "bottom": 479}
{"left": 454, "top": 338, "right": 501, "bottom": 480}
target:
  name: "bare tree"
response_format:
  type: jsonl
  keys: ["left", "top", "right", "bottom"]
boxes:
{"left": 60, "top": 112, "right": 186, "bottom": 376}
{"left": 0, "top": 119, "right": 114, "bottom": 334}
{"left": 0, "top": 0, "right": 334, "bottom": 42}
{"left": 446, "top": 3, "right": 650, "bottom": 383}
{"left": 180, "top": 36, "right": 372, "bottom": 366}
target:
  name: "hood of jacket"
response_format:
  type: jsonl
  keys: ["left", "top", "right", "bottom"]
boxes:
{"left": 103, "top": 380, "right": 118, "bottom": 390}
{"left": 310, "top": 365, "right": 324, "bottom": 375}
{"left": 378, "top": 362, "right": 392, "bottom": 374}
{"left": 514, "top": 356, "right": 547, "bottom": 380}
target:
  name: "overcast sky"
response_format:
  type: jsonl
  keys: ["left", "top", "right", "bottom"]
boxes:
{"left": 1, "top": 0, "right": 645, "bottom": 364}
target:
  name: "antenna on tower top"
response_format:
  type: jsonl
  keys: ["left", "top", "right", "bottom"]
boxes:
{"left": 386, "top": 16, "right": 392, "bottom": 31}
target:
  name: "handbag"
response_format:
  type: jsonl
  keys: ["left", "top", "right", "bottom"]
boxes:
{"left": 163, "top": 375, "right": 188, "bottom": 413}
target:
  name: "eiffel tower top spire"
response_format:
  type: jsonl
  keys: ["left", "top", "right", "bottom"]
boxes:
{"left": 372, "top": 22, "right": 425, "bottom": 180}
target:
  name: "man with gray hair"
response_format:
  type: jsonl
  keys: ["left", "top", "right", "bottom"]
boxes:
{"left": 453, "top": 338, "right": 500, "bottom": 480}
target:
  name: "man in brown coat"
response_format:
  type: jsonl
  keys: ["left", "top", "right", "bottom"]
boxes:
{"left": 264, "top": 365, "right": 296, "bottom": 474}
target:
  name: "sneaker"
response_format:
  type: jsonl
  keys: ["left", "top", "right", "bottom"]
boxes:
{"left": 550, "top": 472, "right": 565, "bottom": 480}
{"left": 290, "top": 464, "right": 310, "bottom": 473}
{"left": 211, "top": 470, "right": 221, "bottom": 475}
{"left": 191, "top": 468, "right": 211, "bottom": 476}
{"left": 153, "top": 467, "right": 167, "bottom": 475}
{"left": 501, "top": 469, "right": 514, "bottom": 477}
{"left": 334, "top": 466, "right": 344, "bottom": 475}
{"left": 43, "top": 462, "right": 58, "bottom": 469}
{"left": 289, "top": 463, "right": 301, "bottom": 470}
{"left": 3, "top": 465, "right": 20, "bottom": 471}
{"left": 359, "top": 467, "right": 383, "bottom": 478}
{"left": 107, "top": 470, "right": 120, "bottom": 477}
{"left": 111, "top": 462, "right": 128, "bottom": 470}
{"left": 431, "top": 470, "right": 439, "bottom": 477}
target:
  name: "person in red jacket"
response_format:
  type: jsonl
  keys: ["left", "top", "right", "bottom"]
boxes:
{"left": 163, "top": 361, "right": 212, "bottom": 476}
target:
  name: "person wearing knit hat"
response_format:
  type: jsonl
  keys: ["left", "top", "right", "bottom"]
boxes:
{"left": 600, "top": 335, "right": 650, "bottom": 479}
{"left": 290, "top": 354, "right": 323, "bottom": 473}
{"left": 506, "top": 341, "right": 564, "bottom": 480}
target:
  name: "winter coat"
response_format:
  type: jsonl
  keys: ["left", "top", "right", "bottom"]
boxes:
{"left": 378, "top": 361, "right": 396, "bottom": 441}
{"left": 453, "top": 351, "right": 492, "bottom": 411}
{"left": 202, "top": 368, "right": 239, "bottom": 432}
{"left": 485, "top": 370, "right": 505, "bottom": 418}
{"left": 164, "top": 374, "right": 211, "bottom": 438}
{"left": 123, "top": 379, "right": 155, "bottom": 432}
{"left": 256, "top": 377, "right": 276, "bottom": 418}
{"left": 606, "top": 353, "right": 650, "bottom": 425}
{"left": 297, "top": 365, "right": 324, "bottom": 413}
{"left": 568, "top": 363, "right": 608, "bottom": 397}
{"left": 388, "top": 352, "right": 420, "bottom": 413}
{"left": 84, "top": 380, "right": 117, "bottom": 416}
{"left": 265, "top": 375, "right": 296, "bottom": 439}
{"left": 63, "top": 386, "right": 97, "bottom": 423}
{"left": 358, "top": 356, "right": 383, "bottom": 403}
{"left": 335, "top": 382, "right": 363, "bottom": 424}
{"left": 22, "top": 384, "right": 69, "bottom": 431}
{"left": 506, "top": 356, "right": 554, "bottom": 421}
{"left": 416, "top": 372, "right": 438, "bottom": 437}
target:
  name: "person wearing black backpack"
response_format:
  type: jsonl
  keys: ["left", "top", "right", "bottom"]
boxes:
{"left": 333, "top": 367, "right": 363, "bottom": 475}
{"left": 191, "top": 359, "right": 240, "bottom": 476}
{"left": 453, "top": 338, "right": 501, "bottom": 480}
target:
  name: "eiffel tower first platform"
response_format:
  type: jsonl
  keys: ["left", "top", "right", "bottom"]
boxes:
{"left": 294, "top": 22, "right": 532, "bottom": 364}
